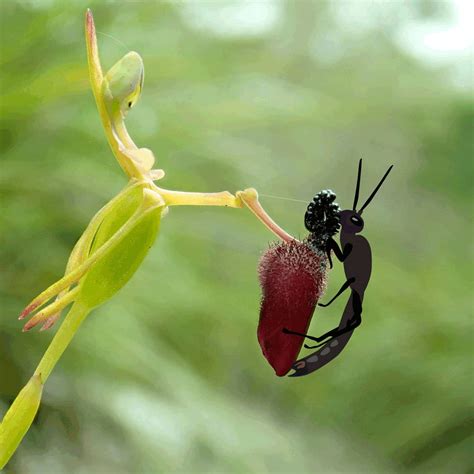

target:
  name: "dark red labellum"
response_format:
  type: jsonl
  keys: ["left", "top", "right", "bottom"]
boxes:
{"left": 257, "top": 240, "right": 327, "bottom": 376}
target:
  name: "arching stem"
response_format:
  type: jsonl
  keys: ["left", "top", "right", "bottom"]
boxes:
{"left": 33, "top": 301, "right": 90, "bottom": 383}
{"left": 237, "top": 188, "right": 296, "bottom": 242}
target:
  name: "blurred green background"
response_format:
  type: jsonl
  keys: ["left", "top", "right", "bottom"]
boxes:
{"left": 1, "top": 1, "right": 472, "bottom": 473}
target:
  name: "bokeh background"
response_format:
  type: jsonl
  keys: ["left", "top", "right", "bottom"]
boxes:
{"left": 1, "top": 1, "right": 472, "bottom": 472}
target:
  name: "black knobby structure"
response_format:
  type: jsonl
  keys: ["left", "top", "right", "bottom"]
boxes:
{"left": 284, "top": 159, "right": 393, "bottom": 377}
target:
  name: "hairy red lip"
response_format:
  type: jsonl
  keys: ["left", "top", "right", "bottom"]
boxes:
{"left": 257, "top": 240, "right": 327, "bottom": 376}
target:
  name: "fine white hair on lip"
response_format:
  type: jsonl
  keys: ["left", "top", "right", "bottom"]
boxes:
{"left": 257, "top": 240, "right": 329, "bottom": 314}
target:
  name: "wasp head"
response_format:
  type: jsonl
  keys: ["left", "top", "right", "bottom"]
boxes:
{"left": 339, "top": 210, "right": 364, "bottom": 234}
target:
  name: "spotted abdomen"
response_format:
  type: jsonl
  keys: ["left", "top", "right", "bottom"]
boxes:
{"left": 289, "top": 293, "right": 359, "bottom": 377}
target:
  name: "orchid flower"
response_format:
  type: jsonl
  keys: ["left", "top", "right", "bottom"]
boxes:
{"left": 0, "top": 9, "right": 294, "bottom": 467}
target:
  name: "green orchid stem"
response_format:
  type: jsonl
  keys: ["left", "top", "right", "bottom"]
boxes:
{"left": 0, "top": 303, "right": 90, "bottom": 468}
{"left": 33, "top": 301, "right": 90, "bottom": 383}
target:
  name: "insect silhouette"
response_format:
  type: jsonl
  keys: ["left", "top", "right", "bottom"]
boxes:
{"left": 282, "top": 159, "right": 393, "bottom": 377}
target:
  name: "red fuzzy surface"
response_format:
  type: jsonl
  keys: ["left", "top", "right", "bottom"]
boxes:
{"left": 257, "top": 241, "right": 326, "bottom": 376}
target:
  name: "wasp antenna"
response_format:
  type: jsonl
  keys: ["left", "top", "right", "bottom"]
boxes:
{"left": 358, "top": 165, "right": 393, "bottom": 214}
{"left": 352, "top": 158, "right": 362, "bottom": 211}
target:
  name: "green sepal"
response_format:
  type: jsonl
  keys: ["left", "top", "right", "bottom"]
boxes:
{"left": 69, "top": 183, "right": 145, "bottom": 271}
{"left": 89, "top": 184, "right": 144, "bottom": 254}
{"left": 78, "top": 189, "right": 162, "bottom": 309}
{"left": 0, "top": 374, "right": 43, "bottom": 469}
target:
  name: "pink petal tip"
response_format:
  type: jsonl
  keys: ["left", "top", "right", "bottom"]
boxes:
{"left": 19, "top": 303, "right": 39, "bottom": 320}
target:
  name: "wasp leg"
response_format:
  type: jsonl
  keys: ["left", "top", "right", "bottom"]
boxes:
{"left": 326, "top": 244, "right": 334, "bottom": 269}
{"left": 302, "top": 340, "right": 328, "bottom": 350}
{"left": 303, "top": 321, "right": 360, "bottom": 349}
{"left": 284, "top": 291, "right": 362, "bottom": 345}
{"left": 318, "top": 277, "right": 355, "bottom": 307}
{"left": 303, "top": 316, "right": 362, "bottom": 349}
{"left": 327, "top": 237, "right": 353, "bottom": 262}
{"left": 304, "top": 291, "right": 363, "bottom": 348}
{"left": 282, "top": 327, "right": 329, "bottom": 343}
